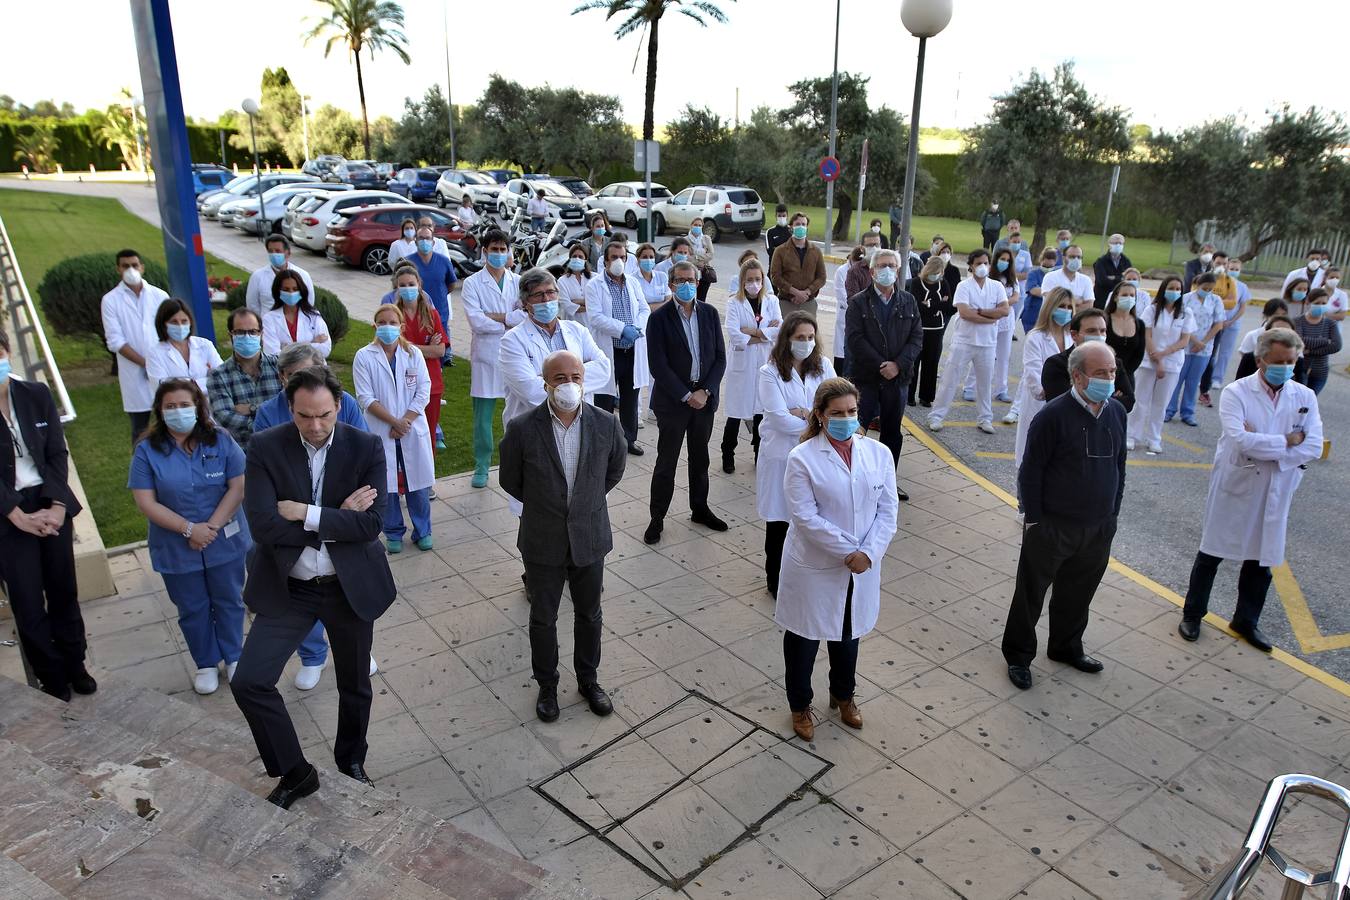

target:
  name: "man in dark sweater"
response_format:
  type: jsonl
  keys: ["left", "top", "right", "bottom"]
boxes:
{"left": 1091, "top": 234, "right": 1132, "bottom": 308}
{"left": 1003, "top": 342, "right": 1127, "bottom": 690}
{"left": 1041, "top": 309, "right": 1136, "bottom": 412}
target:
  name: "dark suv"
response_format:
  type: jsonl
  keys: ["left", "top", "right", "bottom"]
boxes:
{"left": 387, "top": 168, "right": 441, "bottom": 202}
{"left": 325, "top": 162, "right": 383, "bottom": 190}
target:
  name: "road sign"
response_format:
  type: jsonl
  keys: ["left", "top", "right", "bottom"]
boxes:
{"left": 858, "top": 139, "right": 869, "bottom": 192}
{"left": 819, "top": 156, "right": 840, "bottom": 182}
{"left": 634, "top": 139, "right": 660, "bottom": 174}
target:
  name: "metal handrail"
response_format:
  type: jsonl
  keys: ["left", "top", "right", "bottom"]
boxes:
{"left": 0, "top": 214, "right": 76, "bottom": 422}
{"left": 1203, "top": 773, "right": 1350, "bottom": 900}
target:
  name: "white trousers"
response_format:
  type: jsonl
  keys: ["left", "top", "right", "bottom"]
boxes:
{"left": 932, "top": 343, "right": 995, "bottom": 426}
{"left": 965, "top": 326, "right": 1013, "bottom": 397}
{"left": 1128, "top": 366, "right": 1182, "bottom": 447}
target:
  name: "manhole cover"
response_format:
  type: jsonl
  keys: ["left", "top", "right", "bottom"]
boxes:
{"left": 533, "top": 690, "right": 831, "bottom": 889}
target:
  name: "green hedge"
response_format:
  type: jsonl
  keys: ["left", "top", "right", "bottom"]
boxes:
{"left": 0, "top": 121, "right": 253, "bottom": 173}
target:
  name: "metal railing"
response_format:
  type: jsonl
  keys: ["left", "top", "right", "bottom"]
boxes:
{"left": 1203, "top": 773, "right": 1350, "bottom": 900}
{"left": 0, "top": 214, "right": 75, "bottom": 422}
{"left": 1171, "top": 221, "right": 1350, "bottom": 281}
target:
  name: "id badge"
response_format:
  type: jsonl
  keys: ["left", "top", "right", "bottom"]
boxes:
{"left": 223, "top": 520, "right": 241, "bottom": 539}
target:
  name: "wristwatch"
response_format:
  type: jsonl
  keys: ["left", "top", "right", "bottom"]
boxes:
{"left": 181, "top": 521, "right": 195, "bottom": 538}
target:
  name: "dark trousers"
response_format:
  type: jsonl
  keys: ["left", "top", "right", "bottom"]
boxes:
{"left": 1182, "top": 552, "right": 1272, "bottom": 628}
{"left": 232, "top": 578, "right": 374, "bottom": 778}
{"left": 764, "top": 520, "right": 789, "bottom": 596}
{"left": 0, "top": 490, "right": 84, "bottom": 688}
{"left": 721, "top": 414, "right": 761, "bottom": 460}
{"left": 596, "top": 347, "right": 639, "bottom": 445}
{"left": 129, "top": 410, "right": 151, "bottom": 444}
{"left": 1199, "top": 343, "right": 1218, "bottom": 394}
{"left": 909, "top": 328, "right": 945, "bottom": 404}
{"left": 649, "top": 402, "right": 715, "bottom": 521}
{"left": 1002, "top": 516, "right": 1116, "bottom": 667}
{"left": 783, "top": 579, "right": 858, "bottom": 711}
{"left": 982, "top": 229, "right": 1000, "bottom": 250}
{"left": 523, "top": 553, "right": 604, "bottom": 688}
{"left": 834, "top": 356, "right": 849, "bottom": 379}
{"left": 858, "top": 379, "right": 907, "bottom": 467}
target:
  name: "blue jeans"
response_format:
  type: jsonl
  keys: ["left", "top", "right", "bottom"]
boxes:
{"left": 297, "top": 621, "right": 327, "bottom": 666}
{"left": 1166, "top": 352, "right": 1208, "bottom": 421}
{"left": 160, "top": 561, "right": 246, "bottom": 669}
{"left": 384, "top": 487, "right": 432, "bottom": 542}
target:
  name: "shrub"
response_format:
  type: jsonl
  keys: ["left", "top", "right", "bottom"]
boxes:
{"left": 225, "top": 283, "right": 247, "bottom": 311}
{"left": 227, "top": 283, "right": 349, "bottom": 345}
{"left": 37, "top": 253, "right": 171, "bottom": 346}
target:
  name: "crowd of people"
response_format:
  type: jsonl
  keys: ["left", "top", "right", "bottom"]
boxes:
{"left": 0, "top": 207, "right": 1330, "bottom": 808}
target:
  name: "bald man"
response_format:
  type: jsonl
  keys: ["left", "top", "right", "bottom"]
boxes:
{"left": 1092, "top": 233, "right": 1133, "bottom": 308}
{"left": 498, "top": 350, "right": 628, "bottom": 723}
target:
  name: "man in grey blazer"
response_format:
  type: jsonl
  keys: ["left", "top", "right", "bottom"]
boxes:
{"left": 499, "top": 350, "right": 628, "bottom": 723}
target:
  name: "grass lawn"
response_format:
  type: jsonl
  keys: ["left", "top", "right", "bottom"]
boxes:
{"left": 0, "top": 189, "right": 495, "bottom": 547}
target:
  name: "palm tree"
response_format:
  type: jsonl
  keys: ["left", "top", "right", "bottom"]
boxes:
{"left": 13, "top": 125, "right": 60, "bottom": 174}
{"left": 573, "top": 0, "right": 731, "bottom": 142}
{"left": 304, "top": 0, "right": 410, "bottom": 159}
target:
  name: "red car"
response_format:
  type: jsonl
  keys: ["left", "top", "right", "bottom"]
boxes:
{"left": 326, "top": 204, "right": 471, "bottom": 276}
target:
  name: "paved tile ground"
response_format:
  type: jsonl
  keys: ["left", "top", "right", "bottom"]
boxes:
{"left": 4, "top": 425, "right": 1350, "bottom": 899}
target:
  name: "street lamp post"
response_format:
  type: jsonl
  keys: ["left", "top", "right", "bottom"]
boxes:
{"left": 300, "top": 94, "right": 311, "bottom": 163}
{"left": 241, "top": 97, "right": 266, "bottom": 240}
{"left": 898, "top": 0, "right": 953, "bottom": 263}
{"left": 822, "top": 0, "right": 841, "bottom": 256}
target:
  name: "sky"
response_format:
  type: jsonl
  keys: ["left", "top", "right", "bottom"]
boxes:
{"left": 2, "top": 0, "right": 1345, "bottom": 136}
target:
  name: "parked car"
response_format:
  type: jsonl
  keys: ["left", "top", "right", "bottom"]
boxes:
{"left": 229, "top": 183, "right": 352, "bottom": 235}
{"left": 480, "top": 168, "right": 521, "bottom": 185}
{"left": 386, "top": 168, "right": 441, "bottom": 203}
{"left": 191, "top": 165, "right": 234, "bottom": 196}
{"left": 586, "top": 181, "right": 672, "bottom": 229}
{"left": 301, "top": 155, "right": 345, "bottom": 178}
{"left": 521, "top": 173, "right": 552, "bottom": 181}
{"left": 373, "top": 161, "right": 412, "bottom": 179}
{"left": 434, "top": 169, "right": 500, "bottom": 211}
{"left": 497, "top": 179, "right": 586, "bottom": 227}
{"left": 324, "top": 162, "right": 384, "bottom": 189}
{"left": 326, "top": 204, "right": 467, "bottom": 276}
{"left": 200, "top": 174, "right": 314, "bottom": 221}
{"left": 196, "top": 173, "right": 253, "bottom": 209}
{"left": 554, "top": 176, "right": 594, "bottom": 200}
{"left": 287, "top": 189, "right": 407, "bottom": 253}
{"left": 655, "top": 183, "right": 764, "bottom": 242}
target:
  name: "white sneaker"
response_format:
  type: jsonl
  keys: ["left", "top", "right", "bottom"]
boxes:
{"left": 1125, "top": 437, "right": 1136, "bottom": 451}
{"left": 978, "top": 421, "right": 996, "bottom": 434}
{"left": 1002, "top": 411, "right": 1019, "bottom": 424}
{"left": 369, "top": 655, "right": 379, "bottom": 677}
{"left": 294, "top": 663, "right": 325, "bottom": 691}
{"left": 1147, "top": 442, "right": 1162, "bottom": 455}
{"left": 928, "top": 420, "right": 943, "bottom": 432}
{"left": 225, "top": 661, "right": 238, "bottom": 682}
{"left": 193, "top": 667, "right": 219, "bottom": 695}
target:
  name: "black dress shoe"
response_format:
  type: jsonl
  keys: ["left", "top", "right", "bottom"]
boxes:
{"left": 266, "top": 764, "right": 319, "bottom": 809}
{"left": 1007, "top": 665, "right": 1033, "bottom": 690}
{"left": 69, "top": 667, "right": 98, "bottom": 695}
{"left": 691, "top": 509, "right": 728, "bottom": 532}
{"left": 920, "top": 400, "right": 932, "bottom": 408}
{"left": 1047, "top": 653, "right": 1105, "bottom": 673}
{"left": 579, "top": 682, "right": 613, "bottom": 717}
{"left": 536, "top": 685, "right": 560, "bottom": 723}
{"left": 1230, "top": 620, "right": 1274, "bottom": 653}
{"left": 722, "top": 455, "right": 735, "bottom": 474}
{"left": 643, "top": 519, "right": 663, "bottom": 545}
{"left": 343, "top": 763, "right": 374, "bottom": 787}
{"left": 40, "top": 681, "right": 71, "bottom": 702}
{"left": 628, "top": 443, "right": 645, "bottom": 456}
{"left": 1177, "top": 619, "right": 1201, "bottom": 642}
{"left": 897, "top": 487, "right": 910, "bottom": 502}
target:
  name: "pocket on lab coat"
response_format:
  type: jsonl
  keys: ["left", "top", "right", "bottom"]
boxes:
{"left": 1217, "top": 452, "right": 1260, "bottom": 498}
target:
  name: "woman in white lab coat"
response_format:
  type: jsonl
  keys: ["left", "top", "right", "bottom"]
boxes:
{"left": 262, "top": 269, "right": 331, "bottom": 358}
{"left": 721, "top": 259, "right": 781, "bottom": 472}
{"left": 1178, "top": 328, "right": 1322, "bottom": 649}
{"left": 1011, "top": 288, "right": 1074, "bottom": 469}
{"left": 1129, "top": 275, "right": 1194, "bottom": 455}
{"left": 726, "top": 248, "right": 774, "bottom": 298}
{"left": 585, "top": 243, "right": 651, "bottom": 452}
{"left": 145, "top": 298, "right": 223, "bottom": 392}
{"left": 352, "top": 305, "right": 434, "bottom": 554}
{"left": 558, "top": 245, "right": 593, "bottom": 327}
{"left": 776, "top": 377, "right": 897, "bottom": 742}
{"left": 757, "top": 311, "right": 835, "bottom": 597}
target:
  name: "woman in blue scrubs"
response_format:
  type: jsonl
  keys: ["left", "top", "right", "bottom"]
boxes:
{"left": 129, "top": 378, "right": 250, "bottom": 695}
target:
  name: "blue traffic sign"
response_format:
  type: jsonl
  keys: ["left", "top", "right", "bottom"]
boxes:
{"left": 819, "top": 156, "right": 840, "bottom": 182}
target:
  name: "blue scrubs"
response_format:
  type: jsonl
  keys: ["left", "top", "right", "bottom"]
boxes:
{"left": 128, "top": 430, "right": 250, "bottom": 668}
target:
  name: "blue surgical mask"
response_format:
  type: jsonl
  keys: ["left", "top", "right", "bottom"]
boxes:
{"left": 1264, "top": 363, "right": 1295, "bottom": 386}
{"left": 567, "top": 257, "right": 586, "bottom": 272}
{"left": 1164, "top": 289, "right": 1181, "bottom": 303}
{"left": 417, "top": 239, "right": 434, "bottom": 254}
{"left": 1058, "top": 239, "right": 1070, "bottom": 249}
{"left": 874, "top": 267, "right": 898, "bottom": 287}
{"left": 398, "top": 286, "right": 420, "bottom": 303}
{"left": 162, "top": 406, "right": 197, "bottom": 434}
{"left": 280, "top": 290, "right": 301, "bottom": 307}
{"left": 1293, "top": 289, "right": 1307, "bottom": 302}
{"left": 1066, "top": 258, "right": 1082, "bottom": 272}
{"left": 1009, "top": 243, "right": 1022, "bottom": 253}
{"left": 673, "top": 282, "right": 697, "bottom": 303}
{"left": 673, "top": 252, "right": 689, "bottom": 264}
{"left": 403, "top": 228, "right": 415, "bottom": 240}
{"left": 268, "top": 252, "right": 286, "bottom": 268}
{"left": 487, "top": 251, "right": 509, "bottom": 269}
{"left": 996, "top": 259, "right": 1010, "bottom": 272}
{"left": 1310, "top": 304, "right": 1328, "bottom": 318}
{"left": 1230, "top": 270, "right": 1242, "bottom": 280}
{"left": 791, "top": 225, "right": 809, "bottom": 240}
{"left": 1117, "top": 296, "right": 1136, "bottom": 312}
{"left": 166, "top": 323, "right": 191, "bottom": 342}
{"left": 690, "top": 226, "right": 702, "bottom": 237}
{"left": 375, "top": 324, "right": 402, "bottom": 345}
{"left": 826, "top": 417, "right": 858, "bottom": 441}
{"left": 0, "top": 360, "right": 11, "bottom": 382}
{"left": 1108, "top": 243, "right": 1124, "bottom": 255}
{"left": 1052, "top": 308, "right": 1072, "bottom": 326}
{"left": 1083, "top": 377, "right": 1114, "bottom": 403}
{"left": 1196, "top": 288, "right": 1211, "bottom": 299}
{"left": 532, "top": 300, "right": 559, "bottom": 323}
{"left": 639, "top": 258, "right": 655, "bottom": 273}
{"left": 232, "top": 334, "right": 261, "bottom": 357}
{"left": 592, "top": 227, "right": 606, "bottom": 238}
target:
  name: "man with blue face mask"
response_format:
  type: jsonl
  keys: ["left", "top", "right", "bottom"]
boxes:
{"left": 246, "top": 235, "right": 314, "bottom": 319}
{"left": 208, "top": 308, "right": 284, "bottom": 448}
{"left": 1178, "top": 328, "right": 1322, "bottom": 652}
{"left": 461, "top": 229, "right": 526, "bottom": 487}
{"left": 1003, "top": 341, "right": 1127, "bottom": 691}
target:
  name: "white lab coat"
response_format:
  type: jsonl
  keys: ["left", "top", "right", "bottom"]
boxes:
{"left": 755, "top": 359, "right": 836, "bottom": 522}
{"left": 352, "top": 342, "right": 435, "bottom": 494}
{"left": 833, "top": 264, "right": 850, "bottom": 359}
{"left": 497, "top": 319, "right": 612, "bottom": 427}
{"left": 723, "top": 294, "right": 783, "bottom": 420}
{"left": 101, "top": 281, "right": 168, "bottom": 413}
{"left": 1199, "top": 374, "right": 1322, "bottom": 567}
{"left": 461, "top": 267, "right": 524, "bottom": 399}
{"left": 145, "top": 337, "right": 224, "bottom": 393}
{"left": 635, "top": 269, "right": 670, "bottom": 307}
{"left": 245, "top": 263, "right": 314, "bottom": 319}
{"left": 262, "top": 307, "right": 332, "bottom": 358}
{"left": 774, "top": 433, "right": 898, "bottom": 641}
{"left": 584, "top": 273, "right": 651, "bottom": 395}
{"left": 726, "top": 271, "right": 773, "bottom": 298}
{"left": 558, "top": 272, "right": 592, "bottom": 326}
{"left": 1139, "top": 303, "right": 1196, "bottom": 375}
{"left": 1013, "top": 329, "right": 1071, "bottom": 469}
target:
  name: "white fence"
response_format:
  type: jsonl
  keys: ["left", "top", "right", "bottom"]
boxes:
{"left": 1170, "top": 221, "right": 1350, "bottom": 279}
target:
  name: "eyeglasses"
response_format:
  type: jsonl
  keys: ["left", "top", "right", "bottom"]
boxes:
{"left": 231, "top": 329, "right": 262, "bottom": 337}
{"left": 1084, "top": 425, "right": 1116, "bottom": 459}
{"left": 671, "top": 278, "right": 697, "bottom": 285}
{"left": 527, "top": 289, "right": 560, "bottom": 301}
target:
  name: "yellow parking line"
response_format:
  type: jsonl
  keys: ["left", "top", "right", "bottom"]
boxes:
{"left": 1273, "top": 563, "right": 1350, "bottom": 653}
{"left": 972, "top": 451, "right": 1210, "bottom": 470}
{"left": 1162, "top": 433, "right": 1207, "bottom": 455}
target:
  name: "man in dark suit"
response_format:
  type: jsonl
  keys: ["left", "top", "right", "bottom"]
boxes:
{"left": 231, "top": 367, "right": 396, "bottom": 809}
{"left": 1040, "top": 309, "right": 1136, "bottom": 413}
{"left": 643, "top": 261, "right": 727, "bottom": 545}
{"left": 1182, "top": 242, "right": 1216, "bottom": 292}
{"left": 499, "top": 350, "right": 627, "bottom": 723}
{"left": 1091, "top": 234, "right": 1133, "bottom": 308}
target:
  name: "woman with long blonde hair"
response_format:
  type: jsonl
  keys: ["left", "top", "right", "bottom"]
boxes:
{"left": 721, "top": 258, "right": 782, "bottom": 472}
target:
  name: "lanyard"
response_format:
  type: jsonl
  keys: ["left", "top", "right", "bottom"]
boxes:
{"left": 304, "top": 442, "right": 328, "bottom": 505}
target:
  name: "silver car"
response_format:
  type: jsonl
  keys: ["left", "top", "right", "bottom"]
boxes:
{"left": 288, "top": 189, "right": 407, "bottom": 253}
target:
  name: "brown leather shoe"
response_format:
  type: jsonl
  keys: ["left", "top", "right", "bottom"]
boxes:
{"left": 830, "top": 694, "right": 862, "bottom": 729}
{"left": 790, "top": 708, "right": 815, "bottom": 741}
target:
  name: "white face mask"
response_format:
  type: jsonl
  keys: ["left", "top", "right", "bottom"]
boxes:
{"left": 974, "top": 263, "right": 990, "bottom": 279}
{"left": 550, "top": 381, "right": 582, "bottom": 411}
{"left": 939, "top": 253, "right": 952, "bottom": 265}
{"left": 608, "top": 258, "right": 626, "bottom": 277}
{"left": 743, "top": 280, "right": 762, "bottom": 297}
{"left": 776, "top": 216, "right": 788, "bottom": 227}
{"left": 871, "top": 225, "right": 881, "bottom": 234}
{"left": 1327, "top": 278, "right": 1340, "bottom": 289}
{"left": 121, "top": 267, "right": 142, "bottom": 288}
{"left": 1200, "top": 253, "right": 1213, "bottom": 265}
{"left": 790, "top": 339, "right": 815, "bottom": 360}
{"left": 1307, "top": 259, "right": 1322, "bottom": 270}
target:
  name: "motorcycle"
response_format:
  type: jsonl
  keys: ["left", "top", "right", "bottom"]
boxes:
{"left": 444, "top": 213, "right": 501, "bottom": 278}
